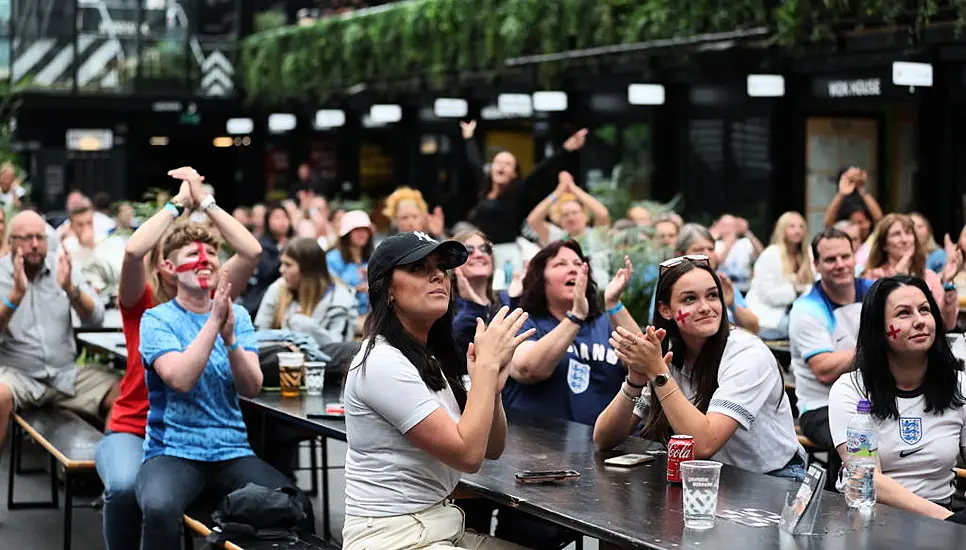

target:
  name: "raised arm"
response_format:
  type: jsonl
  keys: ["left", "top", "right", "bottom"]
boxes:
{"left": 510, "top": 263, "right": 589, "bottom": 384}
{"left": 516, "top": 130, "right": 588, "bottom": 220}
{"left": 525, "top": 173, "right": 571, "bottom": 246}
{"left": 566, "top": 173, "right": 611, "bottom": 227}
{"left": 173, "top": 167, "right": 262, "bottom": 296}
{"left": 119, "top": 182, "right": 194, "bottom": 308}
{"left": 604, "top": 256, "right": 642, "bottom": 334}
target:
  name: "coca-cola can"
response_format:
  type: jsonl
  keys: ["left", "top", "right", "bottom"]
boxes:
{"left": 666, "top": 435, "right": 694, "bottom": 483}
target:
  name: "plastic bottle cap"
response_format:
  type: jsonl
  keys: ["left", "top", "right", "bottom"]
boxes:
{"left": 856, "top": 399, "right": 872, "bottom": 413}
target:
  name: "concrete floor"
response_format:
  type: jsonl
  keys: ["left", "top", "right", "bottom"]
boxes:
{"left": 0, "top": 437, "right": 596, "bottom": 550}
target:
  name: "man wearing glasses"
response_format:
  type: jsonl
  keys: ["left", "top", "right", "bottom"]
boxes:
{"left": 0, "top": 210, "right": 116, "bottom": 458}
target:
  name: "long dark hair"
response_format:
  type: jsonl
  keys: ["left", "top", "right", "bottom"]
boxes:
{"left": 519, "top": 240, "right": 603, "bottom": 321}
{"left": 356, "top": 267, "right": 468, "bottom": 410}
{"left": 642, "top": 260, "right": 730, "bottom": 444}
{"left": 338, "top": 230, "right": 374, "bottom": 265}
{"left": 852, "top": 275, "right": 964, "bottom": 421}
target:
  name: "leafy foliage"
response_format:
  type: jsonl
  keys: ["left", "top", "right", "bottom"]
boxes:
{"left": 241, "top": 0, "right": 965, "bottom": 104}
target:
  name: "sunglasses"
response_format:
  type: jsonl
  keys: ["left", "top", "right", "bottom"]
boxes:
{"left": 465, "top": 243, "right": 493, "bottom": 256}
{"left": 659, "top": 254, "right": 711, "bottom": 276}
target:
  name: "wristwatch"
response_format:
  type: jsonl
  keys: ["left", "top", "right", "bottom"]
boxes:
{"left": 199, "top": 195, "right": 217, "bottom": 211}
{"left": 652, "top": 372, "right": 671, "bottom": 388}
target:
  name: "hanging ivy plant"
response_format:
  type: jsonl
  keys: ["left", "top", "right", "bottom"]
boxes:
{"left": 241, "top": 0, "right": 965, "bottom": 104}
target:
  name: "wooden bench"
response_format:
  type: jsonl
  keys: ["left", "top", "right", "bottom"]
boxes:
{"left": 7, "top": 409, "right": 102, "bottom": 550}
{"left": 183, "top": 514, "right": 341, "bottom": 549}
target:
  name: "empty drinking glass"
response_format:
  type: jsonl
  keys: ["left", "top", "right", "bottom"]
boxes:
{"left": 305, "top": 362, "right": 326, "bottom": 396}
{"left": 681, "top": 460, "right": 723, "bottom": 529}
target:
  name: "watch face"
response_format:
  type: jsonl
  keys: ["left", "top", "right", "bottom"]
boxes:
{"left": 654, "top": 374, "right": 669, "bottom": 387}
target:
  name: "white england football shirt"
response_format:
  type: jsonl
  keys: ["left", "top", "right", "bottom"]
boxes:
{"left": 829, "top": 371, "right": 966, "bottom": 502}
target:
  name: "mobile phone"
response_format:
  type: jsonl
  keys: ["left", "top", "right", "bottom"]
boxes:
{"left": 514, "top": 470, "right": 581, "bottom": 484}
{"left": 604, "top": 454, "right": 655, "bottom": 468}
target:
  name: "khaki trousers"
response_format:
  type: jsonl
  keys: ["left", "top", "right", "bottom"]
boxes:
{"left": 343, "top": 500, "right": 531, "bottom": 550}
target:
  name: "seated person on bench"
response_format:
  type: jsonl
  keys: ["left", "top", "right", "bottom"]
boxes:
{"left": 136, "top": 223, "right": 315, "bottom": 550}
{"left": 0, "top": 210, "right": 116, "bottom": 458}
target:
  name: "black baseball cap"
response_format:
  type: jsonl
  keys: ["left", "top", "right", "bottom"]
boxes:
{"left": 368, "top": 231, "right": 468, "bottom": 284}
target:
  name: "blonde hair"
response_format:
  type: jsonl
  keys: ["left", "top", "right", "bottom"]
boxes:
{"left": 769, "top": 211, "right": 812, "bottom": 281}
{"left": 549, "top": 193, "right": 587, "bottom": 225}
{"left": 865, "top": 213, "right": 927, "bottom": 278}
{"left": 910, "top": 212, "right": 939, "bottom": 253}
{"left": 382, "top": 187, "right": 428, "bottom": 219}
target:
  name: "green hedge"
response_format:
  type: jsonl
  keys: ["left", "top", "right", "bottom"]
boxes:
{"left": 241, "top": 0, "right": 966, "bottom": 104}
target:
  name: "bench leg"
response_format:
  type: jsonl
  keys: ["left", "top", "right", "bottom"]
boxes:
{"left": 7, "top": 419, "right": 60, "bottom": 510}
{"left": 321, "top": 438, "right": 331, "bottom": 541}
{"left": 63, "top": 474, "right": 73, "bottom": 550}
{"left": 307, "top": 437, "right": 319, "bottom": 497}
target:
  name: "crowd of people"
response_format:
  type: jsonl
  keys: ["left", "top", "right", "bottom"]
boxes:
{"left": 0, "top": 123, "right": 964, "bottom": 549}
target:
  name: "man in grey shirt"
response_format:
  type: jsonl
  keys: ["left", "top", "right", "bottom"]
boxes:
{"left": 0, "top": 210, "right": 117, "bottom": 457}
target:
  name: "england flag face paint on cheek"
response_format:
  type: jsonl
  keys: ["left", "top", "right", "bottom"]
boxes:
{"left": 675, "top": 309, "right": 691, "bottom": 325}
{"left": 175, "top": 241, "right": 214, "bottom": 290}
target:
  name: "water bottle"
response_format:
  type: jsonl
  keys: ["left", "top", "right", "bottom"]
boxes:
{"left": 845, "top": 399, "right": 878, "bottom": 509}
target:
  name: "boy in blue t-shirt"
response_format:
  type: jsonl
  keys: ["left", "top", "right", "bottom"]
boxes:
{"left": 136, "top": 221, "right": 314, "bottom": 550}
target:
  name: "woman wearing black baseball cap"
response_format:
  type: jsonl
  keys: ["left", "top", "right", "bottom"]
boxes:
{"left": 342, "top": 231, "right": 534, "bottom": 550}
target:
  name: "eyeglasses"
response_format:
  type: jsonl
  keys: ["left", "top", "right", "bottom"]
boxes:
{"left": 659, "top": 254, "right": 710, "bottom": 276}
{"left": 10, "top": 233, "right": 46, "bottom": 243}
{"left": 465, "top": 243, "right": 493, "bottom": 256}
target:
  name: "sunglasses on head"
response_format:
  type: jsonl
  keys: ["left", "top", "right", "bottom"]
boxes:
{"left": 659, "top": 254, "right": 711, "bottom": 276}
{"left": 465, "top": 243, "right": 493, "bottom": 256}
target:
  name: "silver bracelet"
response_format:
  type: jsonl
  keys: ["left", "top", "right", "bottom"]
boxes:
{"left": 620, "top": 385, "right": 641, "bottom": 404}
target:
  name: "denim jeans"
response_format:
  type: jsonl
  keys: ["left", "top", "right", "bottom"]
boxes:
{"left": 94, "top": 431, "right": 145, "bottom": 550}
{"left": 136, "top": 454, "right": 315, "bottom": 550}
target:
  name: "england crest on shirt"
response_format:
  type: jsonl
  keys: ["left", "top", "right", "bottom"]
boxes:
{"left": 567, "top": 359, "right": 590, "bottom": 394}
{"left": 899, "top": 417, "right": 923, "bottom": 445}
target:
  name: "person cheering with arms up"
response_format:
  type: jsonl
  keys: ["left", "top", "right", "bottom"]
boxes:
{"left": 136, "top": 223, "right": 313, "bottom": 550}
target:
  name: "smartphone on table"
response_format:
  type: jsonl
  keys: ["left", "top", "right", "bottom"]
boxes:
{"left": 514, "top": 470, "right": 581, "bottom": 484}
{"left": 603, "top": 454, "right": 655, "bottom": 468}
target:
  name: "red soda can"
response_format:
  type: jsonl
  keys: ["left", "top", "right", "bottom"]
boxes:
{"left": 666, "top": 435, "right": 694, "bottom": 483}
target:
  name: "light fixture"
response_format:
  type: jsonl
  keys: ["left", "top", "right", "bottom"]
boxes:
{"left": 241, "top": 136, "right": 251, "bottom": 146}
{"left": 314, "top": 109, "right": 346, "bottom": 130}
{"left": 433, "top": 98, "right": 468, "bottom": 118}
{"left": 267, "top": 113, "right": 297, "bottom": 133}
{"left": 627, "top": 84, "right": 666, "bottom": 105}
{"left": 369, "top": 104, "right": 402, "bottom": 124}
{"left": 149, "top": 136, "right": 169, "bottom": 146}
{"left": 746, "top": 75, "right": 785, "bottom": 97}
{"left": 532, "top": 91, "right": 567, "bottom": 112}
{"left": 497, "top": 94, "right": 533, "bottom": 117}
{"left": 212, "top": 137, "right": 233, "bottom": 147}
{"left": 892, "top": 61, "right": 933, "bottom": 87}
{"left": 226, "top": 118, "right": 254, "bottom": 135}
{"left": 66, "top": 129, "right": 113, "bottom": 151}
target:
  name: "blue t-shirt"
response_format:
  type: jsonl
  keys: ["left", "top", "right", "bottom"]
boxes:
{"left": 139, "top": 300, "right": 259, "bottom": 463}
{"left": 326, "top": 249, "right": 369, "bottom": 314}
{"left": 503, "top": 314, "right": 624, "bottom": 426}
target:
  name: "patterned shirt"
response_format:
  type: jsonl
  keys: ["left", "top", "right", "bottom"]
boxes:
{"left": 139, "top": 300, "right": 258, "bottom": 462}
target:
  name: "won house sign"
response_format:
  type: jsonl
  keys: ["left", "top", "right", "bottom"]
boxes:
{"left": 827, "top": 78, "right": 882, "bottom": 98}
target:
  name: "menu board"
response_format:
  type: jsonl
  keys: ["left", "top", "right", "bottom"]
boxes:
{"left": 805, "top": 117, "right": 878, "bottom": 237}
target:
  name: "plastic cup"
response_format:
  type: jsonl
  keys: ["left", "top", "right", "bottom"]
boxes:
{"left": 681, "top": 460, "right": 723, "bottom": 529}
{"left": 305, "top": 361, "right": 326, "bottom": 396}
{"left": 277, "top": 352, "right": 304, "bottom": 398}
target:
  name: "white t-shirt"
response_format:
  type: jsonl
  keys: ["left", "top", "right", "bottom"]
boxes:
{"left": 829, "top": 371, "right": 966, "bottom": 502}
{"left": 343, "top": 337, "right": 462, "bottom": 517}
{"left": 635, "top": 329, "right": 805, "bottom": 474}
{"left": 716, "top": 237, "right": 756, "bottom": 292}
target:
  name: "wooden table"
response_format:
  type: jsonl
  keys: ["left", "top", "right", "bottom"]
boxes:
{"left": 241, "top": 395, "right": 966, "bottom": 549}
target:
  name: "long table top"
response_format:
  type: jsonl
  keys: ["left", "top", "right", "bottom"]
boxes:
{"left": 242, "top": 393, "right": 966, "bottom": 550}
